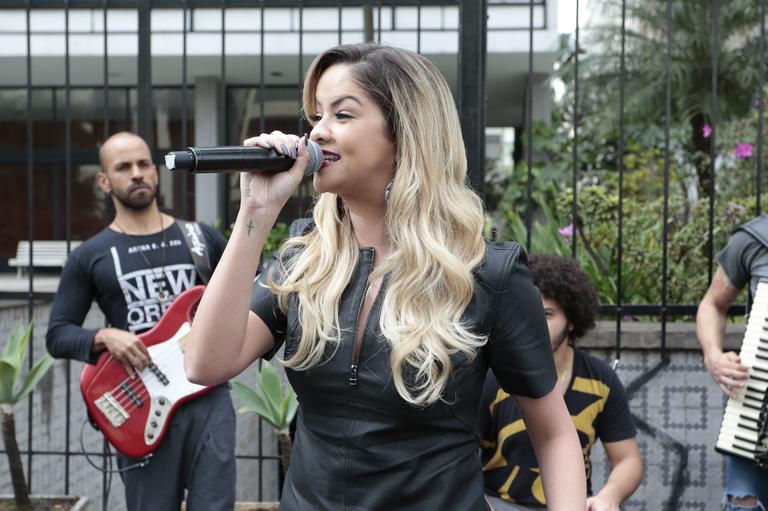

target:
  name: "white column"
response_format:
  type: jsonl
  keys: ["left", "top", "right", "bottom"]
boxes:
{"left": 194, "top": 76, "right": 224, "bottom": 225}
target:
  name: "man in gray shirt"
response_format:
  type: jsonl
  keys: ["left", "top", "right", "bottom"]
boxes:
{"left": 696, "top": 216, "right": 768, "bottom": 510}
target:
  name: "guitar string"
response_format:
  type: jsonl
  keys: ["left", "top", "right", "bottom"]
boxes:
{"left": 103, "top": 290, "right": 200, "bottom": 405}
{"left": 106, "top": 293, "right": 205, "bottom": 413}
{"left": 103, "top": 317, "right": 197, "bottom": 410}
{"left": 106, "top": 333, "right": 193, "bottom": 412}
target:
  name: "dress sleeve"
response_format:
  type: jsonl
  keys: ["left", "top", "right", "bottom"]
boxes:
{"left": 250, "top": 255, "right": 289, "bottom": 360}
{"left": 488, "top": 249, "right": 557, "bottom": 399}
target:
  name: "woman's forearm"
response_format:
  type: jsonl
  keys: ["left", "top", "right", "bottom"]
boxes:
{"left": 536, "top": 429, "right": 587, "bottom": 510}
{"left": 518, "top": 389, "right": 587, "bottom": 510}
{"left": 184, "top": 206, "right": 278, "bottom": 385}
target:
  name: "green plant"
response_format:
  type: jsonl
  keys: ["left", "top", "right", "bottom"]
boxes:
{"left": 213, "top": 218, "right": 290, "bottom": 263}
{"left": 0, "top": 323, "right": 55, "bottom": 510}
{"left": 262, "top": 223, "right": 289, "bottom": 262}
{"left": 231, "top": 362, "right": 298, "bottom": 474}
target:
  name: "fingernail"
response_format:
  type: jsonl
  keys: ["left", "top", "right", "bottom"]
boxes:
{"left": 281, "top": 144, "right": 289, "bottom": 155}
{"left": 266, "top": 141, "right": 275, "bottom": 149}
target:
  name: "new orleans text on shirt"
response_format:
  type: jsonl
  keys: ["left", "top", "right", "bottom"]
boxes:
{"left": 110, "top": 240, "right": 197, "bottom": 333}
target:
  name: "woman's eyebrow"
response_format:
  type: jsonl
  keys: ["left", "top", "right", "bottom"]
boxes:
{"left": 316, "top": 95, "right": 363, "bottom": 109}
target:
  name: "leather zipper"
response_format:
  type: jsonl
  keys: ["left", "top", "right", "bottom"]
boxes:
{"left": 349, "top": 248, "right": 375, "bottom": 386}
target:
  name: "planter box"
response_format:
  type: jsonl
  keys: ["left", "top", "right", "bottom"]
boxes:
{"left": 234, "top": 504, "right": 280, "bottom": 511}
{"left": 182, "top": 502, "right": 279, "bottom": 511}
{"left": 0, "top": 495, "right": 88, "bottom": 510}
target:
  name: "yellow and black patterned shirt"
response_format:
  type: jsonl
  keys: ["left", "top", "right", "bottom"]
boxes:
{"left": 479, "top": 348, "right": 636, "bottom": 507}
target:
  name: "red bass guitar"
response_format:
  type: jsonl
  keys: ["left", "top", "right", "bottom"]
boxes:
{"left": 80, "top": 285, "right": 212, "bottom": 459}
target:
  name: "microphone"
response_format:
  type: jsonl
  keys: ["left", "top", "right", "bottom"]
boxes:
{"left": 164, "top": 138, "right": 323, "bottom": 176}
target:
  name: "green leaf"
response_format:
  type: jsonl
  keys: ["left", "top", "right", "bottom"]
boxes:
{"left": 259, "top": 363, "right": 284, "bottom": 419}
{"left": 231, "top": 380, "right": 278, "bottom": 427}
{"left": 3, "top": 323, "right": 31, "bottom": 369}
{"left": 232, "top": 364, "right": 298, "bottom": 433}
{"left": 13, "top": 355, "right": 54, "bottom": 404}
{"left": 284, "top": 388, "right": 299, "bottom": 427}
{"left": 0, "top": 359, "right": 17, "bottom": 404}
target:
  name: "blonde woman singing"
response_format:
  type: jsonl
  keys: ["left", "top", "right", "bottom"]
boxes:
{"left": 184, "top": 43, "right": 586, "bottom": 511}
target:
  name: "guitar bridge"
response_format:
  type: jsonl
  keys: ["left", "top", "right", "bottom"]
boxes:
{"left": 94, "top": 393, "right": 129, "bottom": 428}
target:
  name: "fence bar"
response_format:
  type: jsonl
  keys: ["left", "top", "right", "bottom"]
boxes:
{"left": 137, "top": 0, "right": 152, "bottom": 145}
{"left": 64, "top": 0, "right": 73, "bottom": 492}
{"left": 125, "top": 88, "right": 130, "bottom": 130}
{"left": 758, "top": 0, "right": 766, "bottom": 217}
{"left": 260, "top": 1, "right": 266, "bottom": 134}
{"left": 102, "top": 0, "right": 109, "bottom": 136}
{"left": 416, "top": 2, "right": 421, "bottom": 53}
{"left": 614, "top": 0, "right": 627, "bottom": 363}
{"left": 661, "top": 0, "right": 673, "bottom": 360}
{"left": 100, "top": 2, "right": 111, "bottom": 504}
{"left": 297, "top": 1, "right": 304, "bottom": 136}
{"left": 24, "top": 0, "right": 36, "bottom": 490}
{"left": 219, "top": 1, "right": 228, "bottom": 223}
{"left": 524, "top": 0, "right": 534, "bottom": 251}
{"left": 708, "top": 0, "right": 719, "bottom": 284}
{"left": 258, "top": 0, "right": 266, "bottom": 499}
{"left": 458, "top": 0, "right": 486, "bottom": 194}
{"left": 570, "top": 0, "right": 579, "bottom": 258}
{"left": 181, "top": 0, "right": 189, "bottom": 218}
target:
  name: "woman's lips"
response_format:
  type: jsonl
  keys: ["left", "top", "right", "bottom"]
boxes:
{"left": 321, "top": 151, "right": 340, "bottom": 169}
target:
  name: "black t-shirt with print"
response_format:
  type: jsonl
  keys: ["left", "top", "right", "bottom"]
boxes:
{"left": 46, "top": 222, "right": 227, "bottom": 364}
{"left": 478, "top": 348, "right": 637, "bottom": 507}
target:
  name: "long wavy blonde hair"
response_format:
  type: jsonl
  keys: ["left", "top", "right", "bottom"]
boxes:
{"left": 269, "top": 43, "right": 487, "bottom": 406}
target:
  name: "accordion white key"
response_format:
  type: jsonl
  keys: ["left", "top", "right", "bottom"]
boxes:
{"left": 715, "top": 281, "right": 768, "bottom": 469}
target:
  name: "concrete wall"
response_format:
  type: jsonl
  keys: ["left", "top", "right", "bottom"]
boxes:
{"left": 584, "top": 321, "right": 747, "bottom": 510}
{"left": 0, "top": 303, "right": 753, "bottom": 510}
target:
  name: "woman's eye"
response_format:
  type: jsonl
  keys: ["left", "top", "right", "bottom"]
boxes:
{"left": 308, "top": 114, "right": 322, "bottom": 123}
{"left": 335, "top": 112, "right": 352, "bottom": 120}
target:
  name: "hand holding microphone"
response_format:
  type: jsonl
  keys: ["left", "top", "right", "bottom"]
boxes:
{"left": 165, "top": 134, "right": 322, "bottom": 176}
{"left": 167, "top": 131, "right": 319, "bottom": 213}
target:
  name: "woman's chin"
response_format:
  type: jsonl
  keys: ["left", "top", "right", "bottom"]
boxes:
{"left": 312, "top": 173, "right": 339, "bottom": 195}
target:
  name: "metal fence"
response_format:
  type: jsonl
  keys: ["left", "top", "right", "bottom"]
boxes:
{"left": 0, "top": 0, "right": 766, "bottom": 509}
{"left": 0, "top": 0, "right": 499, "bottom": 507}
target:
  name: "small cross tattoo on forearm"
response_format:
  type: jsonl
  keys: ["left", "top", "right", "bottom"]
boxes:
{"left": 246, "top": 220, "right": 254, "bottom": 235}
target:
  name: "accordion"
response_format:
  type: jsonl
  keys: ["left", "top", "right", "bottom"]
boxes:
{"left": 715, "top": 281, "right": 768, "bottom": 469}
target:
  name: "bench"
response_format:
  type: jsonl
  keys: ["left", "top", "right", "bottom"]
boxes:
{"left": 8, "top": 240, "right": 82, "bottom": 277}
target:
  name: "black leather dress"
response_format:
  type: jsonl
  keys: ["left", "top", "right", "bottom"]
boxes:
{"left": 250, "top": 241, "right": 557, "bottom": 511}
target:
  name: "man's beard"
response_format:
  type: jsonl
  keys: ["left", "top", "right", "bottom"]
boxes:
{"left": 112, "top": 183, "right": 157, "bottom": 211}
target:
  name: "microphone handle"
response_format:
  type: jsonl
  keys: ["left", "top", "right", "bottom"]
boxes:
{"left": 185, "top": 146, "right": 295, "bottom": 173}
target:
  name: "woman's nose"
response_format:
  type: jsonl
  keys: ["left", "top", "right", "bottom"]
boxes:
{"left": 310, "top": 120, "right": 330, "bottom": 144}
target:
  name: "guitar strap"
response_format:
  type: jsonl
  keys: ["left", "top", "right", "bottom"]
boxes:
{"left": 175, "top": 219, "right": 213, "bottom": 285}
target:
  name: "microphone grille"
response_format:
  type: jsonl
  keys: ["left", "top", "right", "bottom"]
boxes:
{"left": 304, "top": 139, "right": 323, "bottom": 176}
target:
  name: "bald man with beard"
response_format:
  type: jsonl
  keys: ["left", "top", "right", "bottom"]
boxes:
{"left": 46, "top": 132, "right": 236, "bottom": 511}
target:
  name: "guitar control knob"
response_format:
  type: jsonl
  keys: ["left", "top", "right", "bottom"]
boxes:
{"left": 148, "top": 433, "right": 154, "bottom": 440}
{"left": 159, "top": 399, "right": 166, "bottom": 406}
{"left": 155, "top": 410, "right": 161, "bottom": 417}
{"left": 151, "top": 421, "right": 157, "bottom": 428}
